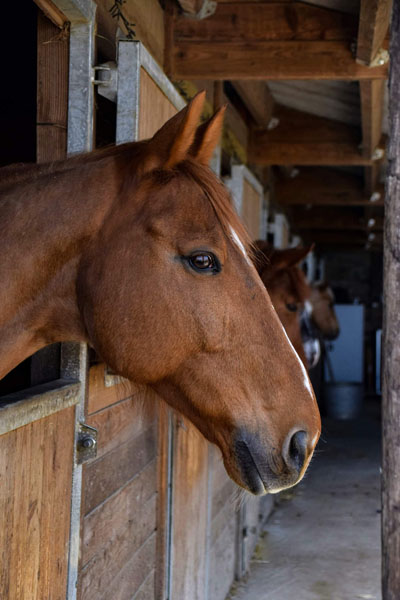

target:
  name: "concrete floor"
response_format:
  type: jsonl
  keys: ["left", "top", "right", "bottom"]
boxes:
{"left": 228, "top": 402, "right": 382, "bottom": 600}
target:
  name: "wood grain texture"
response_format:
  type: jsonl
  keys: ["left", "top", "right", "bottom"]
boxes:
{"left": 174, "top": 2, "right": 358, "bottom": 42}
{"left": 357, "top": 0, "right": 392, "bottom": 65}
{"left": 275, "top": 167, "right": 385, "bottom": 206}
{"left": 382, "top": 3, "right": 400, "bottom": 598}
{"left": 360, "top": 79, "right": 385, "bottom": 158}
{"left": 249, "top": 106, "right": 376, "bottom": 166}
{"left": 170, "top": 40, "right": 388, "bottom": 80}
{"left": 170, "top": 417, "right": 210, "bottom": 600}
{"left": 83, "top": 422, "right": 157, "bottom": 514}
{"left": 36, "top": 11, "right": 68, "bottom": 163}
{"left": 291, "top": 207, "right": 383, "bottom": 231}
{"left": 232, "top": 81, "right": 274, "bottom": 128}
{"left": 242, "top": 178, "right": 261, "bottom": 239}
{"left": 139, "top": 68, "right": 178, "bottom": 140}
{"left": 87, "top": 363, "right": 134, "bottom": 414}
{"left": 0, "top": 407, "right": 75, "bottom": 600}
{"left": 79, "top": 494, "right": 157, "bottom": 599}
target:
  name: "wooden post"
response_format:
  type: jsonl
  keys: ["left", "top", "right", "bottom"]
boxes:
{"left": 382, "top": 3, "right": 400, "bottom": 599}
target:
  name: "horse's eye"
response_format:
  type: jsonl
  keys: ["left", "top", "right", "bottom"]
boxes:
{"left": 286, "top": 303, "right": 298, "bottom": 312}
{"left": 188, "top": 252, "right": 219, "bottom": 273}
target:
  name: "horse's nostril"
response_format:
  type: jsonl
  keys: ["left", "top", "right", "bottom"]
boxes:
{"left": 283, "top": 430, "right": 308, "bottom": 474}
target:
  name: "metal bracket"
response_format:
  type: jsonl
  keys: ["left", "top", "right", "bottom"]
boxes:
{"left": 76, "top": 423, "right": 98, "bottom": 464}
{"left": 94, "top": 62, "right": 118, "bottom": 103}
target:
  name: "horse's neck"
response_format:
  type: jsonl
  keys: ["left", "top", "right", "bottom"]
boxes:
{"left": 0, "top": 160, "right": 117, "bottom": 378}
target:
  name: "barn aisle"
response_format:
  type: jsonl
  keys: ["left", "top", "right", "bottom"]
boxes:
{"left": 228, "top": 402, "right": 382, "bottom": 600}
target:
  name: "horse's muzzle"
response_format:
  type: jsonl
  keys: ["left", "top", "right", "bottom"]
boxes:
{"left": 234, "top": 428, "right": 311, "bottom": 495}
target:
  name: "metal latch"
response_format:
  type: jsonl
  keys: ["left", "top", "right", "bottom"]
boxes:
{"left": 77, "top": 423, "right": 98, "bottom": 464}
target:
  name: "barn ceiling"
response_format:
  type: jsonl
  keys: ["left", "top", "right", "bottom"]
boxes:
{"left": 168, "top": 0, "right": 391, "bottom": 251}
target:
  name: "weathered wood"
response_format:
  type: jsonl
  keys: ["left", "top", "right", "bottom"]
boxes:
{"left": 170, "top": 40, "right": 388, "bottom": 80}
{"left": 132, "top": 570, "right": 155, "bottom": 600}
{"left": 82, "top": 460, "right": 157, "bottom": 565}
{"left": 0, "top": 407, "right": 75, "bottom": 600}
{"left": 36, "top": 10, "right": 68, "bottom": 163}
{"left": 382, "top": 3, "right": 400, "bottom": 598}
{"left": 139, "top": 68, "right": 178, "bottom": 140}
{"left": 83, "top": 423, "right": 157, "bottom": 514}
{"left": 79, "top": 495, "right": 157, "bottom": 600}
{"left": 250, "top": 107, "right": 375, "bottom": 166}
{"left": 232, "top": 81, "right": 274, "bottom": 128}
{"left": 86, "top": 392, "right": 157, "bottom": 461}
{"left": 275, "top": 167, "right": 385, "bottom": 206}
{"left": 170, "top": 417, "right": 210, "bottom": 600}
{"left": 99, "top": 535, "right": 156, "bottom": 600}
{"left": 174, "top": 2, "right": 358, "bottom": 42}
{"left": 87, "top": 363, "right": 133, "bottom": 414}
{"left": 357, "top": 0, "right": 392, "bottom": 65}
{"left": 33, "top": 0, "right": 66, "bottom": 28}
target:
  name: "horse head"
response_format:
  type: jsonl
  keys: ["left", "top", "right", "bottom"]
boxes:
{"left": 310, "top": 282, "right": 340, "bottom": 340}
{"left": 4, "top": 92, "right": 320, "bottom": 495}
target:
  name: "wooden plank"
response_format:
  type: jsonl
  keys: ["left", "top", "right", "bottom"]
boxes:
{"left": 382, "top": 4, "right": 400, "bottom": 598}
{"left": 357, "top": 0, "right": 392, "bottom": 65}
{"left": 87, "top": 363, "right": 134, "bottom": 414}
{"left": 132, "top": 570, "right": 155, "bottom": 600}
{"left": 170, "top": 40, "right": 388, "bottom": 80}
{"left": 299, "top": 230, "right": 382, "bottom": 245}
{"left": 0, "top": 407, "right": 74, "bottom": 600}
{"left": 83, "top": 423, "right": 157, "bottom": 514}
{"left": 275, "top": 167, "right": 385, "bottom": 206}
{"left": 250, "top": 106, "right": 378, "bottom": 166}
{"left": 360, "top": 79, "right": 385, "bottom": 158}
{"left": 173, "top": 2, "right": 358, "bottom": 42}
{"left": 33, "top": 0, "right": 67, "bottom": 28}
{"left": 86, "top": 393, "right": 157, "bottom": 461}
{"left": 82, "top": 460, "right": 157, "bottom": 565}
{"left": 242, "top": 178, "right": 261, "bottom": 239}
{"left": 170, "top": 417, "right": 210, "bottom": 600}
{"left": 292, "top": 207, "right": 384, "bottom": 231}
{"left": 36, "top": 10, "right": 68, "bottom": 163}
{"left": 139, "top": 68, "right": 178, "bottom": 140}
{"left": 99, "top": 535, "right": 156, "bottom": 600}
{"left": 79, "top": 494, "right": 157, "bottom": 600}
{"left": 232, "top": 81, "right": 274, "bottom": 128}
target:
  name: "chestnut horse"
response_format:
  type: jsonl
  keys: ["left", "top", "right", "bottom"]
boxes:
{"left": 310, "top": 282, "right": 340, "bottom": 340}
{"left": 254, "top": 241, "right": 315, "bottom": 367}
{"left": 0, "top": 93, "right": 320, "bottom": 495}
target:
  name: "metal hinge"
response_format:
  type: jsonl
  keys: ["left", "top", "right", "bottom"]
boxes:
{"left": 76, "top": 423, "right": 98, "bottom": 464}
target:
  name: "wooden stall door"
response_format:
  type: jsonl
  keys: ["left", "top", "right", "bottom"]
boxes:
{"left": 241, "top": 177, "right": 262, "bottom": 240}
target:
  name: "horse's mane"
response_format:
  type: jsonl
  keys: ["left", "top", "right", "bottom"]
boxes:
{"left": 177, "top": 159, "right": 253, "bottom": 256}
{"left": 0, "top": 144, "right": 252, "bottom": 258}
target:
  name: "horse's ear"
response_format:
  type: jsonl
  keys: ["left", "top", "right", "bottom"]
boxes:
{"left": 148, "top": 91, "right": 206, "bottom": 169}
{"left": 190, "top": 105, "right": 227, "bottom": 165}
{"left": 270, "top": 245, "right": 314, "bottom": 270}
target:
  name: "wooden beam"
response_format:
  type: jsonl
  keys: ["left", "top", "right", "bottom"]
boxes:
{"left": 357, "top": 0, "right": 392, "bottom": 65}
{"left": 231, "top": 82, "right": 274, "bottom": 129}
{"left": 167, "top": 2, "right": 388, "bottom": 80}
{"left": 299, "top": 230, "right": 382, "bottom": 246}
{"left": 360, "top": 79, "right": 385, "bottom": 158}
{"left": 382, "top": 3, "right": 400, "bottom": 598}
{"left": 33, "top": 0, "right": 67, "bottom": 29}
{"left": 275, "top": 167, "right": 384, "bottom": 207}
{"left": 292, "top": 208, "right": 384, "bottom": 231}
{"left": 249, "top": 107, "right": 384, "bottom": 166}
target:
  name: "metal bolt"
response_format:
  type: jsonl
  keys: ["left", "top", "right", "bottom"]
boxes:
{"left": 81, "top": 436, "right": 95, "bottom": 449}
